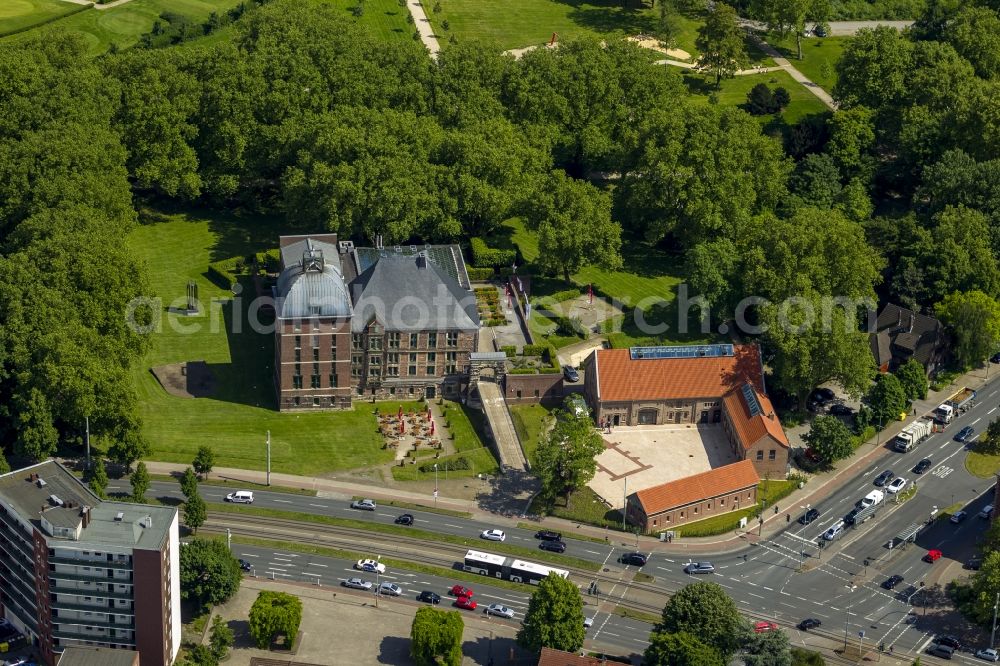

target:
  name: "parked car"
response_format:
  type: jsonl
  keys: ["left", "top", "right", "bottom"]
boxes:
{"left": 356, "top": 558, "right": 386, "bottom": 574}
{"left": 754, "top": 621, "right": 778, "bottom": 633}
{"left": 449, "top": 585, "right": 474, "bottom": 598}
{"left": 342, "top": 577, "right": 373, "bottom": 591}
{"left": 485, "top": 604, "right": 515, "bottom": 619}
{"left": 881, "top": 574, "right": 904, "bottom": 590}
{"left": 563, "top": 366, "right": 580, "bottom": 382}
{"left": 539, "top": 540, "right": 567, "bottom": 553}
{"left": 829, "top": 404, "right": 854, "bottom": 416}
{"left": 950, "top": 510, "right": 968, "bottom": 524}
{"left": 480, "top": 529, "right": 506, "bottom": 542}
{"left": 886, "top": 477, "right": 908, "bottom": 494}
{"left": 394, "top": 513, "right": 414, "bottom": 525}
{"left": 799, "top": 508, "right": 820, "bottom": 525}
{"left": 684, "top": 562, "right": 716, "bottom": 575}
{"left": 378, "top": 582, "right": 403, "bottom": 597}
{"left": 583, "top": 617, "right": 594, "bottom": 630}
{"left": 620, "top": 552, "right": 648, "bottom": 566}
{"left": 535, "top": 530, "right": 562, "bottom": 541}
{"left": 980, "top": 505, "right": 995, "bottom": 519}
{"left": 991, "top": 352, "right": 1000, "bottom": 364}
{"left": 417, "top": 591, "right": 441, "bottom": 604}
{"left": 935, "top": 635, "right": 962, "bottom": 650}
{"left": 238, "top": 558, "right": 252, "bottom": 572}
{"left": 809, "top": 387, "right": 836, "bottom": 409}
{"left": 914, "top": 458, "right": 933, "bottom": 474}
{"left": 955, "top": 426, "right": 975, "bottom": 443}
{"left": 966, "top": 557, "right": 984, "bottom": 570}
{"left": 924, "top": 549, "right": 943, "bottom": 563}
{"left": 797, "top": 618, "right": 822, "bottom": 631}
{"left": 874, "top": 470, "right": 895, "bottom": 487}
{"left": 928, "top": 644, "right": 955, "bottom": 660}
{"left": 976, "top": 648, "right": 1000, "bottom": 662}
{"left": 454, "top": 596, "right": 477, "bottom": 610}
{"left": 351, "top": 499, "right": 377, "bottom": 511}
{"left": 813, "top": 23, "right": 828, "bottom": 36}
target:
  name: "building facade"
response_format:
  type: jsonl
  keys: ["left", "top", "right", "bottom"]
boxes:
{"left": 273, "top": 235, "right": 480, "bottom": 410}
{"left": 0, "top": 462, "right": 179, "bottom": 666}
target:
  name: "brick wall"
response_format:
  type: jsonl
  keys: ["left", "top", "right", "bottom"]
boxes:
{"left": 504, "top": 373, "right": 563, "bottom": 404}
{"left": 629, "top": 484, "right": 759, "bottom": 532}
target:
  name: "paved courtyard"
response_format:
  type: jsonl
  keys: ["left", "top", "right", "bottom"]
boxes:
{"left": 588, "top": 425, "right": 737, "bottom": 509}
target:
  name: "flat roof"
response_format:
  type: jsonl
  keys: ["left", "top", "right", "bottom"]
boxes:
{"left": 0, "top": 461, "right": 174, "bottom": 551}
{"left": 58, "top": 646, "right": 138, "bottom": 666}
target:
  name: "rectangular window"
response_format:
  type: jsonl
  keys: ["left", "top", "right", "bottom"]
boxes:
{"left": 369, "top": 367, "right": 380, "bottom": 377}
{"left": 427, "top": 352, "right": 436, "bottom": 363}
{"left": 313, "top": 362, "right": 320, "bottom": 376}
{"left": 447, "top": 332, "right": 458, "bottom": 347}
{"left": 369, "top": 355, "right": 381, "bottom": 366}
{"left": 410, "top": 333, "right": 419, "bottom": 347}
{"left": 409, "top": 353, "right": 417, "bottom": 363}
{"left": 427, "top": 366, "right": 436, "bottom": 376}
{"left": 388, "top": 333, "right": 400, "bottom": 348}
{"left": 313, "top": 348, "right": 319, "bottom": 362}
{"left": 408, "top": 365, "right": 417, "bottom": 376}
{"left": 352, "top": 334, "right": 363, "bottom": 350}
{"left": 311, "top": 375, "right": 320, "bottom": 389}
{"left": 294, "top": 322, "right": 301, "bottom": 333}
{"left": 369, "top": 336, "right": 382, "bottom": 350}
{"left": 387, "top": 353, "right": 399, "bottom": 364}
{"left": 295, "top": 363, "right": 301, "bottom": 377}
{"left": 386, "top": 366, "right": 399, "bottom": 377}
{"left": 428, "top": 332, "right": 437, "bottom": 348}
{"left": 292, "top": 376, "right": 303, "bottom": 389}
{"left": 756, "top": 450, "right": 764, "bottom": 461}
{"left": 294, "top": 335, "right": 301, "bottom": 349}
{"left": 352, "top": 355, "right": 362, "bottom": 377}
{"left": 330, "top": 337, "right": 337, "bottom": 355}
{"left": 329, "top": 374, "right": 337, "bottom": 387}
{"left": 769, "top": 449, "right": 776, "bottom": 460}
{"left": 294, "top": 348, "right": 301, "bottom": 362}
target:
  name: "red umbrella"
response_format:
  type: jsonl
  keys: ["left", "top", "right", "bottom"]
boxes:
{"left": 430, "top": 421, "right": 435, "bottom": 435}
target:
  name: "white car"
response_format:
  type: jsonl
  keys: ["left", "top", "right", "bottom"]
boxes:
{"left": 379, "top": 582, "right": 403, "bottom": 596}
{"left": 342, "top": 577, "right": 373, "bottom": 591}
{"left": 480, "top": 529, "right": 506, "bottom": 542}
{"left": 485, "top": 603, "right": 515, "bottom": 619}
{"left": 355, "top": 558, "right": 386, "bottom": 574}
{"left": 351, "top": 499, "right": 377, "bottom": 511}
{"left": 886, "top": 477, "right": 908, "bottom": 494}
{"left": 583, "top": 617, "right": 594, "bottom": 630}
{"left": 977, "top": 648, "right": 1000, "bottom": 662}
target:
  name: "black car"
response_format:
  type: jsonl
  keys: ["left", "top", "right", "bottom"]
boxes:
{"left": 844, "top": 508, "right": 860, "bottom": 526}
{"left": 238, "top": 559, "right": 252, "bottom": 572}
{"left": 914, "top": 458, "right": 933, "bottom": 474}
{"left": 799, "top": 508, "right": 820, "bottom": 525}
{"left": 417, "top": 591, "right": 441, "bottom": 604}
{"left": 797, "top": 618, "right": 822, "bottom": 631}
{"left": 955, "top": 426, "right": 975, "bottom": 443}
{"left": 620, "top": 552, "right": 648, "bottom": 566}
{"left": 882, "top": 574, "right": 904, "bottom": 590}
{"left": 808, "top": 387, "right": 836, "bottom": 410}
{"left": 965, "top": 557, "right": 983, "bottom": 570}
{"left": 535, "top": 530, "right": 562, "bottom": 541}
{"left": 539, "top": 540, "right": 567, "bottom": 553}
{"left": 991, "top": 352, "right": 1000, "bottom": 364}
{"left": 829, "top": 404, "right": 854, "bottom": 416}
{"left": 395, "top": 514, "right": 414, "bottom": 525}
{"left": 874, "top": 470, "right": 895, "bottom": 487}
{"left": 935, "top": 635, "right": 962, "bottom": 650}
{"left": 563, "top": 366, "right": 579, "bottom": 382}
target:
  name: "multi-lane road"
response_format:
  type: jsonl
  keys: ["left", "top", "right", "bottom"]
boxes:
{"left": 117, "top": 380, "right": 1000, "bottom": 661}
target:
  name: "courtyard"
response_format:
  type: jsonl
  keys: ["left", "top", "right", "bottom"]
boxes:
{"left": 588, "top": 424, "right": 737, "bottom": 509}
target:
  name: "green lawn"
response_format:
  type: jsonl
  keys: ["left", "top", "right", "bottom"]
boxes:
{"left": 510, "top": 404, "right": 553, "bottom": 467}
{"left": 966, "top": 449, "right": 1000, "bottom": 479}
{"left": 0, "top": 0, "right": 90, "bottom": 37}
{"left": 531, "top": 485, "right": 624, "bottom": 531}
{"left": 766, "top": 34, "right": 850, "bottom": 92}
{"left": 682, "top": 68, "right": 831, "bottom": 125}
{"left": 130, "top": 206, "right": 396, "bottom": 475}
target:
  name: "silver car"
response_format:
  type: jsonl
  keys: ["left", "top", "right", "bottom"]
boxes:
{"left": 976, "top": 649, "right": 1000, "bottom": 662}
{"left": 485, "top": 603, "right": 515, "bottom": 619}
{"left": 684, "top": 561, "right": 715, "bottom": 574}
{"left": 351, "top": 499, "right": 377, "bottom": 511}
{"left": 342, "top": 577, "right": 373, "bottom": 591}
{"left": 379, "top": 582, "right": 403, "bottom": 597}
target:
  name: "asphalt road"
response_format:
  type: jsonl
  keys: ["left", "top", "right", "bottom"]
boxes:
{"left": 115, "top": 380, "right": 1000, "bottom": 661}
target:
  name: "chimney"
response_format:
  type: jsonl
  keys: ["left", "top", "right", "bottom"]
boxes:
{"left": 416, "top": 252, "right": 427, "bottom": 270}
{"left": 908, "top": 313, "right": 914, "bottom": 333}
{"left": 897, "top": 309, "right": 902, "bottom": 327}
{"left": 81, "top": 507, "right": 90, "bottom": 528}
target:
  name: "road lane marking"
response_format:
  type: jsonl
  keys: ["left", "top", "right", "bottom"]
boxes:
{"left": 265, "top": 571, "right": 291, "bottom": 577}
{"left": 781, "top": 591, "right": 791, "bottom": 596}
{"left": 585, "top": 550, "right": 601, "bottom": 555}
{"left": 763, "top": 586, "right": 774, "bottom": 591}
{"left": 308, "top": 503, "right": 327, "bottom": 508}
{"left": 416, "top": 519, "right": 430, "bottom": 523}
{"left": 444, "top": 524, "right": 462, "bottom": 529}
{"left": 272, "top": 499, "right": 292, "bottom": 504}
{"left": 267, "top": 564, "right": 289, "bottom": 569}
{"left": 273, "top": 557, "right": 293, "bottom": 562}
{"left": 990, "top": 407, "right": 997, "bottom": 415}
{"left": 274, "top": 552, "right": 300, "bottom": 557}
{"left": 307, "top": 562, "right": 327, "bottom": 568}
{"left": 972, "top": 418, "right": 981, "bottom": 426}
{"left": 377, "top": 513, "right": 395, "bottom": 517}
{"left": 748, "top": 592, "right": 765, "bottom": 599}
{"left": 240, "top": 553, "right": 259, "bottom": 558}
{"left": 780, "top": 602, "right": 796, "bottom": 609}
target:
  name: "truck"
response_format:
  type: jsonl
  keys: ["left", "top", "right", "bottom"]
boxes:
{"left": 860, "top": 489, "right": 885, "bottom": 509}
{"left": 894, "top": 419, "right": 934, "bottom": 452}
{"left": 935, "top": 388, "right": 977, "bottom": 424}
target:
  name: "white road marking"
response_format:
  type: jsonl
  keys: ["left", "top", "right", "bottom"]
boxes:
{"left": 585, "top": 550, "right": 601, "bottom": 555}
{"left": 274, "top": 552, "right": 300, "bottom": 557}
{"left": 917, "top": 636, "right": 935, "bottom": 653}
{"left": 308, "top": 503, "right": 327, "bottom": 508}
{"left": 763, "top": 586, "right": 774, "bottom": 591}
{"left": 989, "top": 407, "right": 997, "bottom": 415}
{"left": 273, "top": 557, "right": 293, "bottom": 563}
{"left": 377, "top": 513, "right": 395, "bottom": 517}
{"left": 240, "top": 553, "right": 260, "bottom": 558}
{"left": 307, "top": 562, "right": 327, "bottom": 568}
{"left": 444, "top": 524, "right": 463, "bottom": 529}
{"left": 972, "top": 418, "right": 982, "bottom": 426}
{"left": 781, "top": 602, "right": 796, "bottom": 609}
{"left": 416, "top": 519, "right": 430, "bottom": 523}
{"left": 266, "top": 571, "right": 292, "bottom": 577}
{"left": 267, "top": 564, "right": 289, "bottom": 570}
{"left": 272, "top": 499, "right": 292, "bottom": 504}
{"left": 748, "top": 592, "right": 765, "bottom": 599}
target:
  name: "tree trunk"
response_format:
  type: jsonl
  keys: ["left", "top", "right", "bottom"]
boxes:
{"left": 796, "top": 32, "right": 802, "bottom": 60}
{"left": 563, "top": 267, "right": 572, "bottom": 283}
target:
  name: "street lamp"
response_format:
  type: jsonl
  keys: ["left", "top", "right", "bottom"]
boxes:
{"left": 227, "top": 528, "right": 232, "bottom": 552}
{"left": 434, "top": 464, "right": 438, "bottom": 507}
{"left": 375, "top": 555, "right": 382, "bottom": 608}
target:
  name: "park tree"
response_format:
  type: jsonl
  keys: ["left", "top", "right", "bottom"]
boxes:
{"left": 866, "top": 373, "right": 909, "bottom": 428}
{"left": 825, "top": 106, "right": 877, "bottom": 186}
{"left": 790, "top": 647, "right": 826, "bottom": 666}
{"left": 535, "top": 410, "right": 606, "bottom": 503}
{"left": 787, "top": 154, "right": 842, "bottom": 211}
{"left": 695, "top": 3, "right": 749, "bottom": 86}
{"left": 895, "top": 359, "right": 929, "bottom": 401}
{"left": 659, "top": 0, "right": 683, "bottom": 48}
{"left": 743, "top": 628, "right": 792, "bottom": 666}
{"left": 179, "top": 538, "right": 242, "bottom": 612}
{"left": 410, "top": 607, "right": 464, "bottom": 666}
{"left": 12, "top": 389, "right": 59, "bottom": 461}
{"left": 969, "top": 551, "right": 1000, "bottom": 624}
{"left": 130, "top": 461, "right": 150, "bottom": 503}
{"left": 979, "top": 418, "right": 1000, "bottom": 456}
{"left": 752, "top": 0, "right": 827, "bottom": 60}
{"left": 943, "top": 6, "right": 1000, "bottom": 80}
{"left": 657, "top": 582, "right": 746, "bottom": 659}
{"left": 517, "top": 573, "right": 586, "bottom": 653}
{"left": 0, "top": 450, "right": 9, "bottom": 475}
{"left": 184, "top": 493, "right": 208, "bottom": 534}
{"left": 209, "top": 615, "right": 235, "bottom": 663}
{"left": 193, "top": 446, "right": 215, "bottom": 479}
{"left": 834, "top": 26, "right": 913, "bottom": 111}
{"left": 181, "top": 466, "right": 199, "bottom": 500}
{"left": 803, "top": 415, "right": 854, "bottom": 462}
{"left": 935, "top": 290, "right": 1000, "bottom": 369}
{"left": 524, "top": 171, "right": 622, "bottom": 283}
{"left": 248, "top": 591, "right": 303, "bottom": 649}
{"left": 89, "top": 458, "right": 109, "bottom": 500}
{"left": 645, "top": 631, "right": 724, "bottom": 666}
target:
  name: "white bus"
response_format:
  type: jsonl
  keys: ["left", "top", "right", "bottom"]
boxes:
{"left": 463, "top": 550, "right": 569, "bottom": 585}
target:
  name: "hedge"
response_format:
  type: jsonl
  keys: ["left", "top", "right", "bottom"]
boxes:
{"left": 522, "top": 344, "right": 548, "bottom": 357}
{"left": 471, "top": 238, "right": 516, "bottom": 268}
{"left": 207, "top": 256, "right": 245, "bottom": 289}
{"left": 467, "top": 267, "right": 495, "bottom": 281}
{"left": 501, "top": 346, "right": 516, "bottom": 357}
{"left": 419, "top": 456, "right": 471, "bottom": 473}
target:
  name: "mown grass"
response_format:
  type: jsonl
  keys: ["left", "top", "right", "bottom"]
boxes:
{"left": 0, "top": 0, "right": 90, "bottom": 37}
{"left": 351, "top": 497, "right": 472, "bottom": 518}
{"left": 209, "top": 503, "right": 601, "bottom": 570}
{"left": 674, "top": 479, "right": 800, "bottom": 537}
{"left": 510, "top": 404, "right": 553, "bottom": 467}
{"left": 150, "top": 473, "right": 318, "bottom": 496}
{"left": 532, "top": 486, "right": 624, "bottom": 531}
{"left": 130, "top": 206, "right": 393, "bottom": 475}
{"left": 682, "top": 68, "right": 831, "bottom": 125}
{"left": 966, "top": 448, "right": 1000, "bottom": 479}
{"left": 390, "top": 446, "right": 500, "bottom": 481}
{"left": 613, "top": 605, "right": 660, "bottom": 624}
{"left": 766, "top": 34, "right": 850, "bottom": 93}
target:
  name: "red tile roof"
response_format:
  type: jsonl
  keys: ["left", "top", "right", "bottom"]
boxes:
{"left": 633, "top": 460, "right": 760, "bottom": 516}
{"left": 722, "top": 384, "right": 789, "bottom": 450}
{"left": 537, "top": 647, "right": 609, "bottom": 666}
{"left": 593, "top": 345, "right": 763, "bottom": 402}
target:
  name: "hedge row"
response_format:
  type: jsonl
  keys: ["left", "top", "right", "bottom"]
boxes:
{"left": 471, "top": 238, "right": 516, "bottom": 268}
{"left": 467, "top": 267, "right": 495, "bottom": 281}
{"left": 500, "top": 346, "right": 516, "bottom": 357}
{"left": 207, "top": 256, "right": 245, "bottom": 289}
{"left": 418, "top": 455, "right": 471, "bottom": 473}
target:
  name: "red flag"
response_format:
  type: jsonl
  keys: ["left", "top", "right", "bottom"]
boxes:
{"left": 588, "top": 283, "right": 593, "bottom": 304}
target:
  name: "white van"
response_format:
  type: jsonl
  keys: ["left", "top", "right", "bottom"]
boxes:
{"left": 860, "top": 490, "right": 884, "bottom": 509}
{"left": 823, "top": 521, "right": 845, "bottom": 541}
{"left": 225, "top": 491, "right": 254, "bottom": 504}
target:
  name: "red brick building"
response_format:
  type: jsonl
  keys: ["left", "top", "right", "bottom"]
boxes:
{"left": 273, "top": 235, "right": 480, "bottom": 410}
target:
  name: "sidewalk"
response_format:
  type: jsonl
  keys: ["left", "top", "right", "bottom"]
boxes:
{"left": 145, "top": 363, "right": 997, "bottom": 554}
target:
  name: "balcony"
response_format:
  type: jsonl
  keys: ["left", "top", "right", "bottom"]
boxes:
{"left": 48, "top": 557, "right": 132, "bottom": 571}
{"left": 47, "top": 569, "right": 132, "bottom": 584}
{"left": 51, "top": 628, "right": 135, "bottom": 645}
{"left": 48, "top": 582, "right": 133, "bottom": 601}
{"left": 50, "top": 599, "right": 133, "bottom": 616}
{"left": 1, "top": 594, "right": 38, "bottom": 633}
{"left": 52, "top": 615, "right": 135, "bottom": 631}
{"left": 0, "top": 523, "right": 35, "bottom": 560}
{"left": 0, "top": 565, "right": 39, "bottom": 608}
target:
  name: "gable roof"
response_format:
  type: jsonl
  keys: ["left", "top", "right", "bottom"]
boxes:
{"left": 350, "top": 253, "right": 479, "bottom": 332}
{"left": 723, "top": 383, "right": 789, "bottom": 450}
{"left": 592, "top": 344, "right": 763, "bottom": 402}
{"left": 633, "top": 460, "right": 760, "bottom": 516}
{"left": 871, "top": 303, "right": 945, "bottom": 367}
{"left": 537, "top": 647, "right": 609, "bottom": 666}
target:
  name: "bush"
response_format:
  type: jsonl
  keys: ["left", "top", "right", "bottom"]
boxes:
{"left": 418, "top": 456, "right": 471, "bottom": 473}
{"left": 207, "top": 256, "right": 244, "bottom": 289}
{"left": 467, "top": 267, "right": 495, "bottom": 281}
{"left": 470, "top": 238, "right": 516, "bottom": 268}
{"left": 746, "top": 84, "right": 789, "bottom": 115}
{"left": 500, "top": 346, "right": 516, "bottom": 357}
{"left": 522, "top": 344, "right": 547, "bottom": 357}
{"left": 534, "top": 288, "right": 581, "bottom": 304}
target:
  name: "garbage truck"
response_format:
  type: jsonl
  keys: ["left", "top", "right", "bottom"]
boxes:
{"left": 935, "top": 388, "right": 976, "bottom": 424}
{"left": 894, "top": 419, "right": 934, "bottom": 452}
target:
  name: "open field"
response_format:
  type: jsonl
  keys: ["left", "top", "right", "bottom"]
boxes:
{"left": 767, "top": 34, "right": 850, "bottom": 92}
{"left": 0, "top": 0, "right": 90, "bottom": 37}
{"left": 129, "top": 206, "right": 397, "bottom": 475}
{"left": 682, "top": 68, "right": 831, "bottom": 125}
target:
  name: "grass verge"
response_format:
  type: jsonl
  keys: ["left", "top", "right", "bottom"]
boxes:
{"left": 516, "top": 522, "right": 609, "bottom": 545}
{"left": 390, "top": 446, "right": 499, "bottom": 481}
{"left": 0, "top": 0, "right": 91, "bottom": 38}
{"left": 510, "top": 404, "right": 553, "bottom": 467}
{"left": 149, "top": 473, "right": 318, "bottom": 497}
{"left": 966, "top": 449, "right": 1000, "bottom": 479}
{"left": 531, "top": 486, "right": 624, "bottom": 532}
{"left": 612, "top": 605, "right": 660, "bottom": 624}
{"left": 209, "top": 503, "right": 600, "bottom": 571}
{"left": 350, "top": 496, "right": 472, "bottom": 519}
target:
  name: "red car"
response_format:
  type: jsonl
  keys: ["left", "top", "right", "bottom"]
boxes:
{"left": 455, "top": 596, "right": 477, "bottom": 610}
{"left": 925, "top": 549, "right": 943, "bottom": 563}
{"left": 449, "top": 585, "right": 474, "bottom": 597}
{"left": 754, "top": 621, "right": 778, "bottom": 633}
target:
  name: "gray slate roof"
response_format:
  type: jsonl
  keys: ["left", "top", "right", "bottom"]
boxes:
{"left": 275, "top": 239, "right": 352, "bottom": 320}
{"left": 355, "top": 245, "right": 471, "bottom": 290}
{"left": 350, "top": 253, "right": 479, "bottom": 333}
{"left": 869, "top": 303, "right": 946, "bottom": 369}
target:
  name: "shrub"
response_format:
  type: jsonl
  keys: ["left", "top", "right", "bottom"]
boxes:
{"left": 207, "top": 257, "right": 243, "bottom": 289}
{"left": 467, "top": 267, "right": 495, "bottom": 281}
{"left": 418, "top": 456, "right": 470, "bottom": 473}
{"left": 470, "top": 238, "right": 516, "bottom": 268}
{"left": 746, "top": 84, "right": 789, "bottom": 115}
{"left": 534, "top": 288, "right": 581, "bottom": 304}
{"left": 522, "top": 344, "right": 547, "bottom": 357}
{"left": 501, "top": 345, "right": 516, "bottom": 357}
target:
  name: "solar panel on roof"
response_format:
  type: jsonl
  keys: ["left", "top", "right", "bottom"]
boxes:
{"left": 629, "top": 344, "right": 734, "bottom": 360}
{"left": 741, "top": 383, "right": 762, "bottom": 417}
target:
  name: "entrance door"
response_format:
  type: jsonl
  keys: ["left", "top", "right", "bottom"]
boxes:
{"left": 426, "top": 386, "right": 436, "bottom": 399}
{"left": 699, "top": 411, "right": 709, "bottom": 423}
{"left": 638, "top": 408, "right": 658, "bottom": 425}
{"left": 612, "top": 414, "right": 621, "bottom": 426}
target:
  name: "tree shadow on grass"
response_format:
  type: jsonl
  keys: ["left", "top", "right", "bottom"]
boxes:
{"left": 541, "top": 0, "right": 658, "bottom": 36}
{"left": 377, "top": 635, "right": 411, "bottom": 664}
{"left": 462, "top": 634, "right": 534, "bottom": 665}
